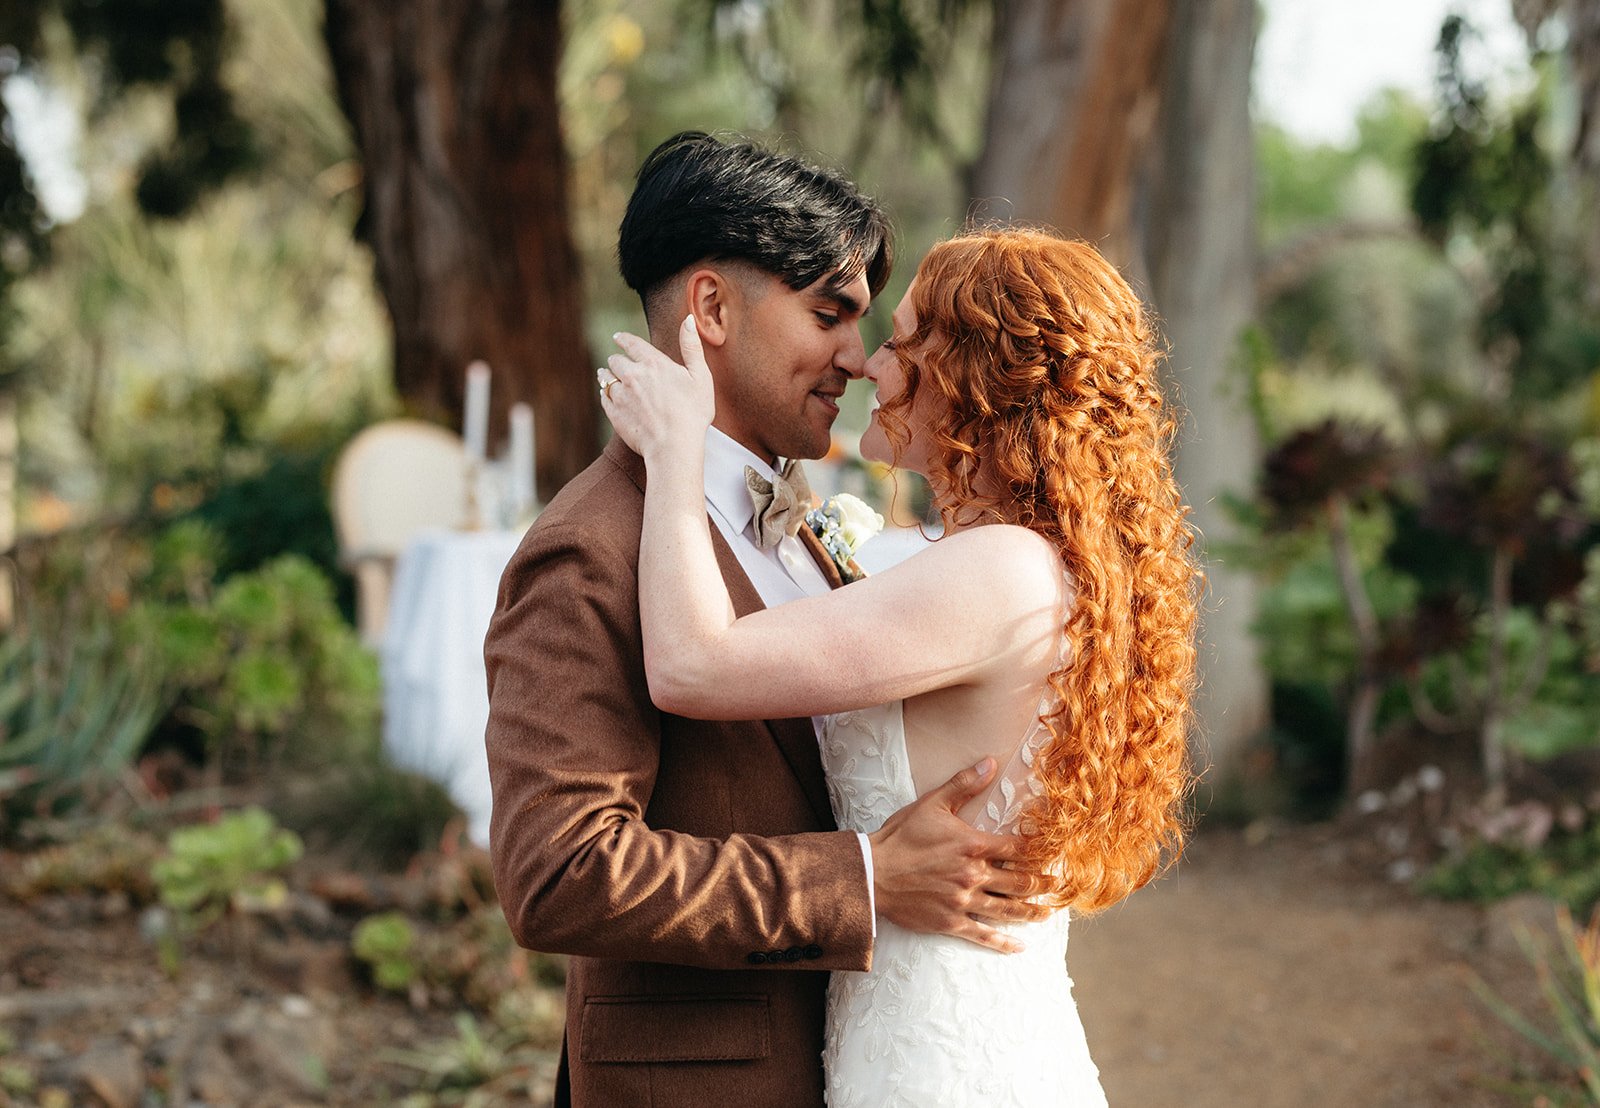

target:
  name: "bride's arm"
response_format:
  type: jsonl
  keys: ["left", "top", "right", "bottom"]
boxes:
{"left": 602, "top": 317, "right": 1054, "bottom": 721}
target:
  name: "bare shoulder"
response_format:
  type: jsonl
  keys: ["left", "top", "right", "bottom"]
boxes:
{"left": 919, "top": 523, "right": 1062, "bottom": 579}
{"left": 886, "top": 523, "right": 1066, "bottom": 611}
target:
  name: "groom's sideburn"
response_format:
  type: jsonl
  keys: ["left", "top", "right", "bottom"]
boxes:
{"left": 485, "top": 438, "right": 873, "bottom": 1107}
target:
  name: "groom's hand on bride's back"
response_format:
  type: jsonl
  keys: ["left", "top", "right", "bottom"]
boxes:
{"left": 867, "top": 758, "right": 1055, "bottom": 954}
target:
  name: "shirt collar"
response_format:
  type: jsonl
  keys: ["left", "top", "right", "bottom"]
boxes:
{"left": 704, "top": 427, "right": 781, "bottom": 534}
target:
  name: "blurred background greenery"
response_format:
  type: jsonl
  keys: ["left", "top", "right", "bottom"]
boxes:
{"left": 2, "top": 0, "right": 1600, "bottom": 1101}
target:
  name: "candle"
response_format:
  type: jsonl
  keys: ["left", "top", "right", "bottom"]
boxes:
{"left": 510, "top": 402, "right": 536, "bottom": 517}
{"left": 463, "top": 361, "right": 491, "bottom": 463}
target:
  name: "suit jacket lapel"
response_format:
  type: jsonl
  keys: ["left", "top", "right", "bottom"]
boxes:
{"left": 708, "top": 524, "right": 836, "bottom": 828}
{"left": 614, "top": 437, "right": 835, "bottom": 828}
{"left": 796, "top": 521, "right": 846, "bottom": 590}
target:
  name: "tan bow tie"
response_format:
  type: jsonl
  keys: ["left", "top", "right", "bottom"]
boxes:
{"left": 745, "top": 460, "right": 813, "bottom": 549}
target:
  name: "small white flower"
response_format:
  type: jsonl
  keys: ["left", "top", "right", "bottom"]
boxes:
{"left": 830, "top": 493, "right": 884, "bottom": 550}
{"left": 805, "top": 494, "right": 884, "bottom": 584}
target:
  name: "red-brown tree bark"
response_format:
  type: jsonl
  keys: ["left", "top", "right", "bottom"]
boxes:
{"left": 968, "top": 0, "right": 1173, "bottom": 266}
{"left": 970, "top": 0, "right": 1268, "bottom": 778}
{"left": 323, "top": 0, "right": 597, "bottom": 498}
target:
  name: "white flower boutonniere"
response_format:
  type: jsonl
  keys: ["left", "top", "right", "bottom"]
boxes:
{"left": 804, "top": 493, "right": 884, "bottom": 584}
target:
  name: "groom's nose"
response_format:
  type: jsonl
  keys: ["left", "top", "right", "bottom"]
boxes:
{"left": 837, "top": 330, "right": 867, "bottom": 379}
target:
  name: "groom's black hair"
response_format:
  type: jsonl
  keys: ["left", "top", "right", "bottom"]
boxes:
{"left": 618, "top": 131, "right": 894, "bottom": 317}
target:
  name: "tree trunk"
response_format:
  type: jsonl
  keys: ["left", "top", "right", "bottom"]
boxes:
{"left": 970, "top": 0, "right": 1268, "bottom": 780}
{"left": 1144, "top": 0, "right": 1268, "bottom": 783}
{"left": 323, "top": 0, "right": 598, "bottom": 500}
{"left": 969, "top": 0, "right": 1172, "bottom": 266}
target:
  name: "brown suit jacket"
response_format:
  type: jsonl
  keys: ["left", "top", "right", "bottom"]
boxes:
{"left": 485, "top": 437, "right": 873, "bottom": 1108}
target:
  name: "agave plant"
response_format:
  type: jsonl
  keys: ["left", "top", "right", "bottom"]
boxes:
{"left": 1475, "top": 905, "right": 1600, "bottom": 1104}
{"left": 0, "top": 617, "right": 167, "bottom": 830}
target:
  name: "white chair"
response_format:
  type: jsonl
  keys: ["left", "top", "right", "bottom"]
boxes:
{"left": 331, "top": 419, "right": 469, "bottom": 646}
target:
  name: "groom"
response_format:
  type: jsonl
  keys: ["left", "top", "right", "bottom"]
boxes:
{"left": 485, "top": 132, "right": 1043, "bottom": 1107}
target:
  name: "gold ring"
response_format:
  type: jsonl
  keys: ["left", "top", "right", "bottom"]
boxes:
{"left": 602, "top": 379, "right": 614, "bottom": 400}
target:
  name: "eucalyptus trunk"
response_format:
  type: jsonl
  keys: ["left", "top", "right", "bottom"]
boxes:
{"left": 1145, "top": 0, "right": 1267, "bottom": 782}
{"left": 969, "top": 0, "right": 1268, "bottom": 778}
{"left": 969, "top": 0, "right": 1171, "bottom": 262}
{"left": 323, "top": 0, "right": 597, "bottom": 498}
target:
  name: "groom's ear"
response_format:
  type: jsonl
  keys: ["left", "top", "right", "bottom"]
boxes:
{"left": 683, "top": 268, "right": 732, "bottom": 349}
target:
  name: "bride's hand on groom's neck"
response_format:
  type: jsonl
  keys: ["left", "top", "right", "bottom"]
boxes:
{"left": 867, "top": 758, "right": 1054, "bottom": 955}
{"left": 602, "top": 317, "right": 715, "bottom": 466}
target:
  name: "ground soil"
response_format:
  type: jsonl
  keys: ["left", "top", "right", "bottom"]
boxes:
{"left": 0, "top": 822, "right": 1571, "bottom": 1106}
{"left": 1071, "top": 823, "right": 1559, "bottom": 1107}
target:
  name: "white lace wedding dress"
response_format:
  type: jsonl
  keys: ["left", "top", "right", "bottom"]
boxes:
{"left": 820, "top": 698, "right": 1107, "bottom": 1107}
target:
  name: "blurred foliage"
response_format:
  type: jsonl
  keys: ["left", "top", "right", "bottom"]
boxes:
{"left": 273, "top": 757, "right": 461, "bottom": 871}
{"left": 130, "top": 523, "right": 380, "bottom": 773}
{"left": 11, "top": 513, "right": 380, "bottom": 809}
{"left": 7, "top": 0, "right": 389, "bottom": 543}
{"left": 0, "top": 0, "right": 256, "bottom": 215}
{"left": 1424, "top": 817, "right": 1600, "bottom": 911}
{"left": 1257, "top": 91, "right": 1430, "bottom": 245}
{"left": 152, "top": 805, "right": 302, "bottom": 930}
{"left": 1248, "top": 507, "right": 1418, "bottom": 687}
{"left": 0, "top": 819, "right": 162, "bottom": 901}
{"left": 1413, "top": 609, "right": 1600, "bottom": 762}
{"left": 1259, "top": 419, "right": 1396, "bottom": 526}
{"left": 354, "top": 911, "right": 420, "bottom": 993}
{"left": 355, "top": 899, "right": 567, "bottom": 1083}
{"left": 1246, "top": 15, "right": 1600, "bottom": 811}
{"left": 1412, "top": 17, "right": 1600, "bottom": 408}
{"left": 0, "top": 0, "right": 259, "bottom": 367}
{"left": 387, "top": 1012, "right": 554, "bottom": 1107}
{"left": 182, "top": 444, "right": 353, "bottom": 613}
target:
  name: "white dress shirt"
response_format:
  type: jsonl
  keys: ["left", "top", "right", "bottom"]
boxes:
{"left": 703, "top": 429, "right": 832, "bottom": 636}
{"left": 702, "top": 427, "right": 877, "bottom": 922}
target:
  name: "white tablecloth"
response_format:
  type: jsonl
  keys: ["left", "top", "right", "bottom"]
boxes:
{"left": 380, "top": 527, "right": 523, "bottom": 846}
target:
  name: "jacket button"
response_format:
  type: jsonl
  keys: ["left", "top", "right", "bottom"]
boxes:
{"left": 803, "top": 944, "right": 823, "bottom": 960}
{"left": 784, "top": 946, "right": 804, "bottom": 963}
{"left": 768, "top": 950, "right": 785, "bottom": 964}
{"left": 747, "top": 951, "right": 767, "bottom": 965}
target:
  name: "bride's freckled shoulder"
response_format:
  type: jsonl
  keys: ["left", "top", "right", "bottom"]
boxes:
{"left": 927, "top": 524, "right": 1065, "bottom": 586}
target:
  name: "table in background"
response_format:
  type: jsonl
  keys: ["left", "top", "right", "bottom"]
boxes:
{"left": 380, "top": 527, "right": 523, "bottom": 846}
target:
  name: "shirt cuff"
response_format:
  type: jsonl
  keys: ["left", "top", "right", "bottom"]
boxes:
{"left": 856, "top": 831, "right": 877, "bottom": 938}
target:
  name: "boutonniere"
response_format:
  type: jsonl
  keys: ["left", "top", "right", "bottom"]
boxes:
{"left": 804, "top": 493, "right": 884, "bottom": 584}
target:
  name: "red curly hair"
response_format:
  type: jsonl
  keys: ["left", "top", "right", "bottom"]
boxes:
{"left": 877, "top": 227, "right": 1200, "bottom": 913}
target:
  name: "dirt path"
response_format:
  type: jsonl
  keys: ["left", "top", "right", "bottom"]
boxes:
{"left": 1069, "top": 826, "right": 1553, "bottom": 1107}
{"left": 0, "top": 824, "right": 1565, "bottom": 1105}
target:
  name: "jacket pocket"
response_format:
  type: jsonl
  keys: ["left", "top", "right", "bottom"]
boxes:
{"left": 579, "top": 993, "right": 771, "bottom": 1063}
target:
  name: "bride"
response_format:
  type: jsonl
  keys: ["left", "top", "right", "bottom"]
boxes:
{"left": 600, "top": 226, "right": 1199, "bottom": 1105}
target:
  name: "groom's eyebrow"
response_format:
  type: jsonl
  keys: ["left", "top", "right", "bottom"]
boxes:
{"left": 818, "top": 288, "right": 867, "bottom": 318}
